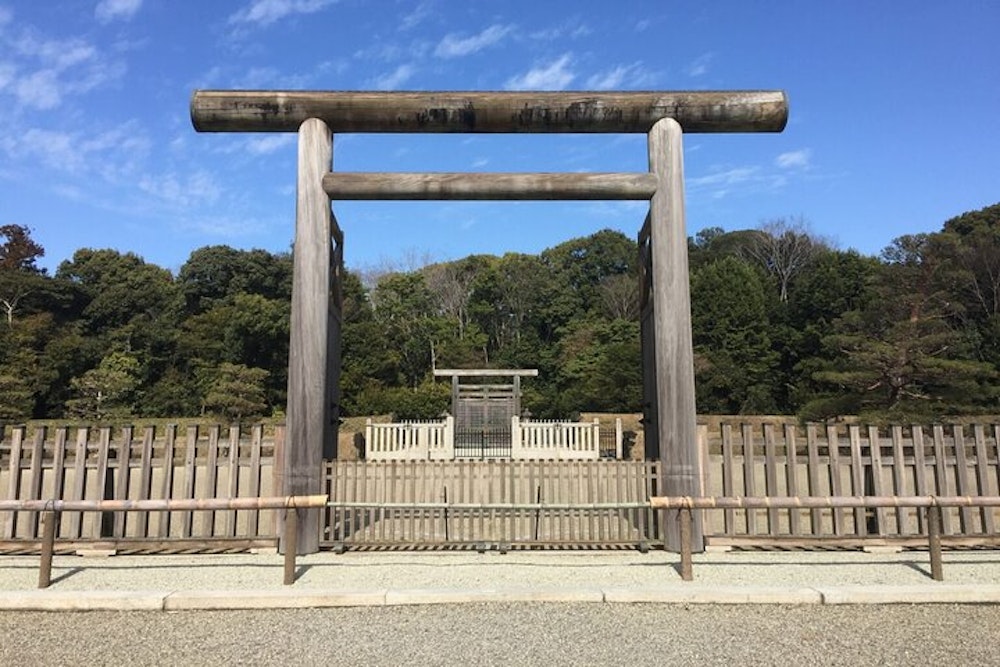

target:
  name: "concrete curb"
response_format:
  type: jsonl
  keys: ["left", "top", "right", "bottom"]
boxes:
{"left": 3, "top": 585, "right": 1000, "bottom": 611}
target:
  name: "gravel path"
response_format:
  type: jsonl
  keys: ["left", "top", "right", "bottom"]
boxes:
{"left": 3, "top": 603, "right": 999, "bottom": 666}
{"left": 3, "top": 550, "right": 1000, "bottom": 591}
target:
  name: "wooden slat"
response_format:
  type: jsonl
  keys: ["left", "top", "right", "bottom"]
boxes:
{"left": 68, "top": 428, "right": 89, "bottom": 539}
{"left": 225, "top": 425, "right": 241, "bottom": 537}
{"left": 113, "top": 426, "right": 133, "bottom": 538}
{"left": 848, "top": 425, "right": 866, "bottom": 535}
{"left": 973, "top": 425, "right": 996, "bottom": 534}
{"left": 912, "top": 425, "right": 929, "bottom": 534}
{"left": 931, "top": 425, "right": 952, "bottom": 533}
{"left": 763, "top": 424, "right": 780, "bottom": 533}
{"left": 181, "top": 426, "right": 198, "bottom": 538}
{"left": 805, "top": 424, "right": 822, "bottom": 534}
{"left": 247, "top": 425, "right": 263, "bottom": 537}
{"left": 24, "top": 428, "right": 46, "bottom": 539}
{"left": 51, "top": 428, "right": 68, "bottom": 537}
{"left": 742, "top": 424, "right": 757, "bottom": 535}
{"left": 867, "top": 425, "right": 887, "bottom": 536}
{"left": 3, "top": 427, "right": 25, "bottom": 539}
{"left": 785, "top": 424, "right": 801, "bottom": 536}
{"left": 826, "top": 425, "right": 845, "bottom": 535}
{"left": 721, "top": 424, "right": 735, "bottom": 534}
{"left": 890, "top": 426, "right": 908, "bottom": 534}
{"left": 202, "top": 426, "right": 220, "bottom": 537}
{"left": 136, "top": 426, "right": 155, "bottom": 538}
{"left": 157, "top": 425, "right": 177, "bottom": 538}
{"left": 92, "top": 428, "right": 112, "bottom": 539}
{"left": 952, "top": 425, "right": 974, "bottom": 533}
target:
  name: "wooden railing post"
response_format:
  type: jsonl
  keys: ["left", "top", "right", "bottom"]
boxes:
{"left": 283, "top": 507, "right": 299, "bottom": 585}
{"left": 927, "top": 504, "right": 943, "bottom": 581}
{"left": 38, "top": 509, "right": 57, "bottom": 589}
{"left": 679, "top": 507, "right": 693, "bottom": 581}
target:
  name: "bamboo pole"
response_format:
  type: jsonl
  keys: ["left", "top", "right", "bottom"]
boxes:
{"left": 0, "top": 495, "right": 329, "bottom": 512}
{"left": 649, "top": 495, "right": 1000, "bottom": 510}
{"left": 191, "top": 90, "right": 789, "bottom": 134}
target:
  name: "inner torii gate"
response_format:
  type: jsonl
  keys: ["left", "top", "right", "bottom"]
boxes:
{"left": 191, "top": 90, "right": 788, "bottom": 554}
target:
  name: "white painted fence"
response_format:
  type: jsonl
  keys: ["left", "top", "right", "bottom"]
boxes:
{"left": 364, "top": 416, "right": 618, "bottom": 460}
{"left": 364, "top": 417, "right": 454, "bottom": 461}
{"left": 511, "top": 417, "right": 601, "bottom": 460}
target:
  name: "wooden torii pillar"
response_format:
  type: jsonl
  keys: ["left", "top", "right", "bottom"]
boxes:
{"left": 191, "top": 90, "right": 788, "bottom": 553}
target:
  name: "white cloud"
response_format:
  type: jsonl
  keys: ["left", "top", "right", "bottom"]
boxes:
{"left": 0, "top": 6, "right": 12, "bottom": 27}
{"left": 585, "top": 62, "right": 655, "bottom": 90}
{"left": 246, "top": 134, "right": 296, "bottom": 155}
{"left": 689, "top": 166, "right": 760, "bottom": 189}
{"left": 15, "top": 70, "right": 62, "bottom": 109}
{"left": 372, "top": 64, "right": 415, "bottom": 90}
{"left": 400, "top": 1, "right": 434, "bottom": 31}
{"left": 229, "top": 0, "right": 337, "bottom": 27}
{"left": 686, "top": 53, "right": 714, "bottom": 78}
{"left": 434, "top": 24, "right": 513, "bottom": 58}
{"left": 505, "top": 53, "right": 574, "bottom": 90}
{"left": 776, "top": 149, "right": 811, "bottom": 169}
{"left": 95, "top": 0, "right": 143, "bottom": 24}
{"left": 139, "top": 170, "right": 221, "bottom": 209}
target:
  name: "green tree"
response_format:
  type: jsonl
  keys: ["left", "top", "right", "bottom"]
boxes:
{"left": 202, "top": 362, "right": 270, "bottom": 421}
{"left": 0, "top": 224, "right": 47, "bottom": 325}
{"left": 690, "top": 257, "right": 779, "bottom": 413}
{"left": 65, "top": 351, "right": 142, "bottom": 421}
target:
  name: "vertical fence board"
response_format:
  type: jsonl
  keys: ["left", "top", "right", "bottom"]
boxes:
{"left": 113, "top": 426, "right": 133, "bottom": 538}
{"left": 931, "top": 425, "right": 952, "bottom": 534}
{"left": 51, "top": 428, "right": 68, "bottom": 536}
{"left": 826, "top": 425, "right": 844, "bottom": 535}
{"left": 201, "top": 426, "right": 220, "bottom": 537}
{"left": 25, "top": 428, "right": 46, "bottom": 539}
{"left": 69, "top": 428, "right": 89, "bottom": 539}
{"left": 136, "top": 426, "right": 155, "bottom": 538}
{"left": 721, "top": 424, "right": 735, "bottom": 534}
{"left": 890, "top": 426, "right": 908, "bottom": 534}
{"left": 952, "top": 425, "right": 974, "bottom": 533}
{"left": 742, "top": 424, "right": 756, "bottom": 535}
{"left": 763, "top": 424, "right": 780, "bottom": 533}
{"left": 181, "top": 426, "right": 198, "bottom": 538}
{"left": 785, "top": 424, "right": 800, "bottom": 536}
{"left": 805, "top": 424, "right": 822, "bottom": 534}
{"left": 225, "top": 425, "right": 240, "bottom": 537}
{"left": 973, "top": 425, "right": 996, "bottom": 534}
{"left": 867, "top": 425, "right": 886, "bottom": 536}
{"left": 848, "top": 425, "right": 866, "bottom": 536}
{"left": 912, "top": 425, "right": 928, "bottom": 534}
{"left": 3, "top": 427, "right": 25, "bottom": 539}
{"left": 157, "top": 425, "right": 177, "bottom": 538}
{"left": 91, "top": 428, "right": 112, "bottom": 539}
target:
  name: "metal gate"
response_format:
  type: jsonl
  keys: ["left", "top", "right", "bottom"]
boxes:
{"left": 436, "top": 369, "right": 538, "bottom": 459}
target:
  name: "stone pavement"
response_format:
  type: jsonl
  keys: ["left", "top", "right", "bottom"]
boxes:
{"left": 2, "top": 548, "right": 1000, "bottom": 611}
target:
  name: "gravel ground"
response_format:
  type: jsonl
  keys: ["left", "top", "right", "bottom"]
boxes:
{"left": 2, "top": 603, "right": 999, "bottom": 666}
{"left": 2, "top": 549, "right": 1000, "bottom": 591}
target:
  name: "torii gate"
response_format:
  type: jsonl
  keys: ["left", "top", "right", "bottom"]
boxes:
{"left": 191, "top": 90, "right": 788, "bottom": 554}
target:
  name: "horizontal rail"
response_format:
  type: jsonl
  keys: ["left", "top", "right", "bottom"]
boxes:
{"left": 648, "top": 495, "right": 995, "bottom": 583}
{"left": 191, "top": 90, "right": 788, "bottom": 133}
{"left": 649, "top": 495, "right": 1000, "bottom": 510}
{"left": 328, "top": 501, "right": 650, "bottom": 510}
{"left": 322, "top": 172, "right": 658, "bottom": 200}
{"left": 20, "top": 495, "right": 328, "bottom": 589}
{"left": 0, "top": 495, "right": 329, "bottom": 512}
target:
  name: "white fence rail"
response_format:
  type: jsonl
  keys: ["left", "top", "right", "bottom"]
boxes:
{"left": 364, "top": 416, "right": 616, "bottom": 460}
{"left": 365, "top": 417, "right": 454, "bottom": 461}
{"left": 511, "top": 417, "right": 601, "bottom": 460}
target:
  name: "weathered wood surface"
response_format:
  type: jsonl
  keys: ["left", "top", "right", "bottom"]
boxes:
{"left": 325, "top": 460, "right": 659, "bottom": 546}
{"left": 283, "top": 118, "right": 336, "bottom": 554}
{"left": 648, "top": 117, "right": 702, "bottom": 551}
{"left": 191, "top": 90, "right": 789, "bottom": 134}
{"left": 701, "top": 423, "right": 1000, "bottom": 539}
{"left": 433, "top": 369, "right": 539, "bottom": 377}
{"left": 323, "top": 172, "right": 658, "bottom": 200}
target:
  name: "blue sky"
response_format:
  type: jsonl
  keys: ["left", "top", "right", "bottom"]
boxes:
{"left": 2, "top": 1, "right": 998, "bottom": 275}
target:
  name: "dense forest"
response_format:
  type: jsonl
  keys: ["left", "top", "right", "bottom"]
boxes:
{"left": 2, "top": 202, "right": 999, "bottom": 424}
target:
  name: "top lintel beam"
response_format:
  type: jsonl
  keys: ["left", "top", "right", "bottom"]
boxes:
{"left": 191, "top": 90, "right": 788, "bottom": 134}
{"left": 433, "top": 369, "right": 539, "bottom": 378}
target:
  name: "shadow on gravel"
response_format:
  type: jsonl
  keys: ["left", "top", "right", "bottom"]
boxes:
{"left": 48, "top": 567, "right": 83, "bottom": 586}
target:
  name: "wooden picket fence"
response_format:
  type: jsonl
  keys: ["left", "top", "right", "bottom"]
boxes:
{"left": 4, "top": 420, "right": 1000, "bottom": 551}
{"left": 0, "top": 424, "right": 278, "bottom": 547}
{"left": 323, "top": 459, "right": 659, "bottom": 547}
{"left": 702, "top": 423, "right": 1000, "bottom": 545}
